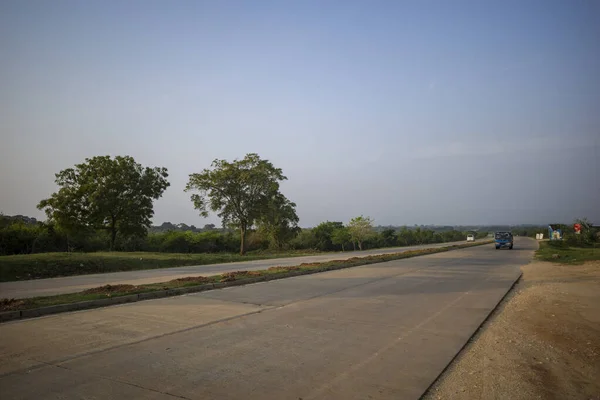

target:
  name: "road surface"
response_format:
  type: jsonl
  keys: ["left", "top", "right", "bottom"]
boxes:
{"left": 0, "top": 238, "right": 536, "bottom": 400}
{"left": 1, "top": 241, "right": 470, "bottom": 299}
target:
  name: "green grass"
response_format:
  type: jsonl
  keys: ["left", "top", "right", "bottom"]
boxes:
{"left": 1, "top": 241, "right": 491, "bottom": 313}
{"left": 0, "top": 250, "right": 320, "bottom": 282}
{"left": 536, "top": 241, "right": 600, "bottom": 264}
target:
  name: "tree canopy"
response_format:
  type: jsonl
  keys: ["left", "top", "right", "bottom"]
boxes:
{"left": 379, "top": 228, "right": 398, "bottom": 247}
{"left": 348, "top": 215, "right": 374, "bottom": 250}
{"left": 331, "top": 227, "right": 351, "bottom": 251}
{"left": 257, "top": 193, "right": 300, "bottom": 250}
{"left": 313, "top": 221, "right": 344, "bottom": 251}
{"left": 185, "top": 153, "right": 295, "bottom": 255}
{"left": 37, "top": 155, "right": 169, "bottom": 249}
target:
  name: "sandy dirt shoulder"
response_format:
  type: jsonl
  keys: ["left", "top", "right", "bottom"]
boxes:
{"left": 423, "top": 260, "right": 600, "bottom": 400}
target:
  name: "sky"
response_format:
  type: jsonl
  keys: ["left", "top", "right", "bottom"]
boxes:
{"left": 1, "top": 0, "right": 599, "bottom": 228}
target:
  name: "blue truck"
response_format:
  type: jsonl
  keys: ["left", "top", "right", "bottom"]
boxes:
{"left": 495, "top": 231, "right": 514, "bottom": 250}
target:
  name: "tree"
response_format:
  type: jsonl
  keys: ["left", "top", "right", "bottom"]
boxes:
{"left": 574, "top": 217, "right": 597, "bottom": 244}
{"left": 185, "top": 153, "right": 290, "bottom": 255}
{"left": 37, "top": 155, "right": 169, "bottom": 250}
{"left": 348, "top": 215, "right": 374, "bottom": 251}
{"left": 397, "top": 226, "right": 415, "bottom": 246}
{"left": 380, "top": 228, "right": 398, "bottom": 247}
{"left": 289, "top": 229, "right": 318, "bottom": 250}
{"left": 257, "top": 193, "right": 299, "bottom": 249}
{"left": 331, "top": 227, "right": 351, "bottom": 251}
{"left": 313, "top": 221, "right": 344, "bottom": 251}
{"left": 575, "top": 217, "right": 592, "bottom": 231}
{"left": 160, "top": 222, "right": 177, "bottom": 231}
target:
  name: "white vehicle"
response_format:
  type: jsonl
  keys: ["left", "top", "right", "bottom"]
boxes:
{"left": 466, "top": 234, "right": 475, "bottom": 242}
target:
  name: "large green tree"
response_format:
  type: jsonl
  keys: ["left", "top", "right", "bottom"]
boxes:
{"left": 185, "top": 153, "right": 292, "bottom": 255}
{"left": 257, "top": 193, "right": 300, "bottom": 250}
{"left": 379, "top": 228, "right": 398, "bottom": 247}
{"left": 348, "top": 215, "right": 374, "bottom": 250}
{"left": 331, "top": 227, "right": 351, "bottom": 251}
{"left": 38, "top": 155, "right": 169, "bottom": 250}
{"left": 313, "top": 221, "right": 344, "bottom": 251}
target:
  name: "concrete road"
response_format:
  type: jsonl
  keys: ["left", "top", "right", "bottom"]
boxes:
{"left": 0, "top": 238, "right": 536, "bottom": 400}
{"left": 0, "top": 241, "right": 470, "bottom": 299}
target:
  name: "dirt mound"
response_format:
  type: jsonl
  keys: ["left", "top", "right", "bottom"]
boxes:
{"left": 299, "top": 262, "right": 321, "bottom": 267}
{"left": 344, "top": 257, "right": 364, "bottom": 262}
{"left": 0, "top": 298, "right": 25, "bottom": 312}
{"left": 220, "top": 270, "right": 264, "bottom": 282}
{"left": 83, "top": 284, "right": 139, "bottom": 294}
{"left": 267, "top": 266, "right": 301, "bottom": 272}
{"left": 172, "top": 276, "right": 210, "bottom": 284}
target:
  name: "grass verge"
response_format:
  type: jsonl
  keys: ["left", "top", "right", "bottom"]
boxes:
{"left": 535, "top": 241, "right": 600, "bottom": 264}
{"left": 1, "top": 241, "right": 491, "bottom": 314}
{"left": 0, "top": 249, "right": 323, "bottom": 282}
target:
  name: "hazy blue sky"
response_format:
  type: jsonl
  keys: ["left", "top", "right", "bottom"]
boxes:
{"left": 1, "top": 0, "right": 599, "bottom": 227}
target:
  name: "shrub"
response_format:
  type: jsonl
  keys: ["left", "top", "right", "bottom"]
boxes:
{"left": 289, "top": 229, "right": 318, "bottom": 250}
{"left": 0, "top": 222, "right": 42, "bottom": 255}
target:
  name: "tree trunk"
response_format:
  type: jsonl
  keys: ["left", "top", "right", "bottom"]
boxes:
{"left": 352, "top": 241, "right": 356, "bottom": 251}
{"left": 358, "top": 241, "right": 363, "bottom": 251}
{"left": 240, "top": 226, "right": 246, "bottom": 255}
{"left": 110, "top": 229, "right": 117, "bottom": 251}
{"left": 110, "top": 216, "right": 117, "bottom": 251}
{"left": 341, "top": 243, "right": 345, "bottom": 252}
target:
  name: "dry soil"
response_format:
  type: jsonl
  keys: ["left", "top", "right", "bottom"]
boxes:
{"left": 423, "top": 260, "right": 600, "bottom": 400}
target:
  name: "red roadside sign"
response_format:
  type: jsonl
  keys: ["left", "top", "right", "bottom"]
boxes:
{"left": 574, "top": 223, "right": 581, "bottom": 233}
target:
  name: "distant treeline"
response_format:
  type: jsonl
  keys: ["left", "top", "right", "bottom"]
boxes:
{"left": 149, "top": 222, "right": 222, "bottom": 233}
{"left": 0, "top": 214, "right": 544, "bottom": 256}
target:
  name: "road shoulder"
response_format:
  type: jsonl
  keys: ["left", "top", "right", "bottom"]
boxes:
{"left": 423, "top": 260, "right": 600, "bottom": 400}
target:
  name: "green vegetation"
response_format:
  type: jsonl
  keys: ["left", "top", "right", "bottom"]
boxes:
{"left": 2, "top": 152, "right": 496, "bottom": 257}
{"left": 0, "top": 217, "right": 495, "bottom": 283}
{"left": 1, "top": 214, "right": 483, "bottom": 256}
{"left": 536, "top": 218, "right": 600, "bottom": 264}
{"left": 37, "top": 155, "right": 170, "bottom": 250}
{"left": 185, "top": 153, "right": 298, "bottom": 255}
{"left": 2, "top": 151, "right": 548, "bottom": 287}
{"left": 1, "top": 241, "right": 490, "bottom": 313}
{"left": 536, "top": 241, "right": 600, "bottom": 264}
{"left": 348, "top": 215, "right": 375, "bottom": 250}
{"left": 331, "top": 227, "right": 351, "bottom": 251}
{"left": 511, "top": 226, "right": 548, "bottom": 238}
{"left": 0, "top": 250, "right": 319, "bottom": 282}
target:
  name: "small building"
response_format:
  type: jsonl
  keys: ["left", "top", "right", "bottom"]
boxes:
{"left": 548, "top": 224, "right": 563, "bottom": 240}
